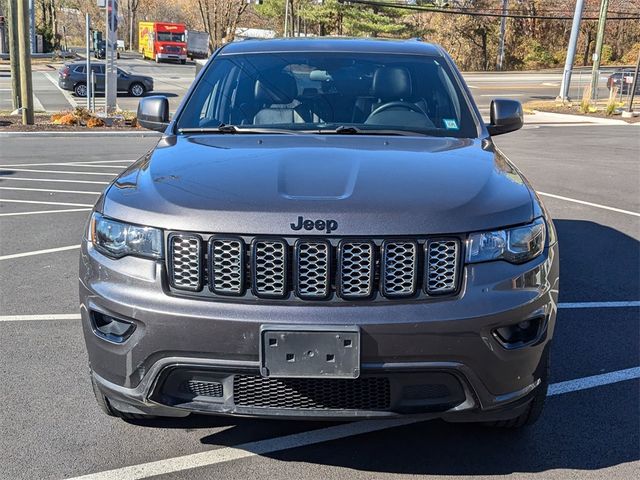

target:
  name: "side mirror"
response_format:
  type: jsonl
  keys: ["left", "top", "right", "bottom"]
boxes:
{"left": 137, "top": 96, "right": 169, "bottom": 132}
{"left": 487, "top": 99, "right": 523, "bottom": 136}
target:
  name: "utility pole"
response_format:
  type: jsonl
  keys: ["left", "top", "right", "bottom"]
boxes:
{"left": 8, "top": 0, "right": 21, "bottom": 110}
{"left": 496, "top": 0, "right": 508, "bottom": 71}
{"left": 589, "top": 0, "right": 609, "bottom": 101}
{"left": 17, "top": 0, "right": 34, "bottom": 124}
{"left": 558, "top": 0, "right": 585, "bottom": 101}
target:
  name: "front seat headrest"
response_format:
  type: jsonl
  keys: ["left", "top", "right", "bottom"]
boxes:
{"left": 371, "top": 66, "right": 412, "bottom": 99}
{"left": 255, "top": 71, "right": 298, "bottom": 104}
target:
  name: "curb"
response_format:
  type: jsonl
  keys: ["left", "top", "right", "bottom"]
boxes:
{"left": 524, "top": 110, "right": 633, "bottom": 126}
{"left": 0, "top": 130, "right": 162, "bottom": 138}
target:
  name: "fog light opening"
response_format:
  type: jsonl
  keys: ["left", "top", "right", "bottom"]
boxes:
{"left": 91, "top": 311, "right": 136, "bottom": 343}
{"left": 494, "top": 316, "right": 544, "bottom": 348}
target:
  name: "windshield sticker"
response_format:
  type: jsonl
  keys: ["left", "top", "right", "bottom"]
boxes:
{"left": 443, "top": 119, "right": 459, "bottom": 130}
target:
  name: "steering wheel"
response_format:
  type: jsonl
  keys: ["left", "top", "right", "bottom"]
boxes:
{"left": 368, "top": 101, "right": 426, "bottom": 118}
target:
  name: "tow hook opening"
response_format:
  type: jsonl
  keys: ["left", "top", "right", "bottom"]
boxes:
{"left": 493, "top": 316, "right": 545, "bottom": 349}
{"left": 91, "top": 311, "right": 136, "bottom": 344}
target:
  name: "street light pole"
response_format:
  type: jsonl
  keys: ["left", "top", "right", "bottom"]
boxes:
{"left": 589, "top": 0, "right": 609, "bottom": 101}
{"left": 558, "top": 0, "right": 585, "bottom": 102}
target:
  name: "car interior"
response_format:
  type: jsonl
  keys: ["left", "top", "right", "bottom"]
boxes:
{"left": 187, "top": 54, "right": 472, "bottom": 135}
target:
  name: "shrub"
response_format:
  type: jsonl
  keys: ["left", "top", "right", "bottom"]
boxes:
{"left": 86, "top": 117, "right": 105, "bottom": 128}
{"left": 55, "top": 113, "right": 78, "bottom": 125}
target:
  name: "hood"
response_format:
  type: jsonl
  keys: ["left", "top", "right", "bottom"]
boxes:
{"left": 103, "top": 135, "right": 533, "bottom": 236}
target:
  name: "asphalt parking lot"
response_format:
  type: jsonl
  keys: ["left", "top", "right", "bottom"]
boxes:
{"left": 0, "top": 124, "right": 638, "bottom": 480}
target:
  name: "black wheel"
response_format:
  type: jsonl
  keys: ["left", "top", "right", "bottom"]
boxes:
{"left": 129, "top": 82, "right": 146, "bottom": 97}
{"left": 74, "top": 82, "right": 88, "bottom": 97}
{"left": 180, "top": 59, "right": 186, "bottom": 65}
{"left": 90, "top": 372, "right": 154, "bottom": 421}
{"left": 484, "top": 348, "right": 550, "bottom": 429}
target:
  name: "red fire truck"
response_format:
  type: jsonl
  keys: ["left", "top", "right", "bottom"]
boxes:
{"left": 139, "top": 22, "right": 187, "bottom": 64}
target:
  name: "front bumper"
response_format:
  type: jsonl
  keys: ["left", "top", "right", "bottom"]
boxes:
{"left": 156, "top": 53, "right": 186, "bottom": 61}
{"left": 80, "top": 240, "right": 559, "bottom": 420}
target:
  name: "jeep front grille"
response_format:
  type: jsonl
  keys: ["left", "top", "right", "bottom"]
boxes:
{"left": 425, "top": 240, "right": 459, "bottom": 294}
{"left": 166, "top": 234, "right": 461, "bottom": 301}
{"left": 252, "top": 239, "right": 287, "bottom": 298}
{"left": 382, "top": 241, "right": 418, "bottom": 297}
{"left": 168, "top": 234, "right": 202, "bottom": 291}
{"left": 209, "top": 238, "right": 244, "bottom": 295}
{"left": 295, "top": 241, "right": 330, "bottom": 299}
{"left": 338, "top": 241, "right": 375, "bottom": 299}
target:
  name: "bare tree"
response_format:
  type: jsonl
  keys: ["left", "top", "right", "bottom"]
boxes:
{"left": 196, "top": 0, "right": 249, "bottom": 51}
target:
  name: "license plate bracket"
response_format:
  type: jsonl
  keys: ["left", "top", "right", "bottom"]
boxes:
{"left": 260, "top": 325, "right": 360, "bottom": 379}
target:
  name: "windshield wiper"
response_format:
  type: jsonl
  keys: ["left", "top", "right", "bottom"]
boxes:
{"left": 327, "top": 125, "right": 424, "bottom": 136}
{"left": 178, "top": 124, "right": 300, "bottom": 135}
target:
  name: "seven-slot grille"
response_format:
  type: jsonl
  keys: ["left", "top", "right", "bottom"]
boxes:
{"left": 167, "top": 234, "right": 461, "bottom": 300}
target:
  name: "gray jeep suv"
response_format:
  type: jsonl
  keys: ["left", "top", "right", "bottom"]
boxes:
{"left": 80, "top": 38, "right": 559, "bottom": 428}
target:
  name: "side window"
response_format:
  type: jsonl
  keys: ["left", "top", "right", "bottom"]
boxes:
{"left": 91, "top": 65, "right": 104, "bottom": 74}
{"left": 74, "top": 65, "right": 86, "bottom": 74}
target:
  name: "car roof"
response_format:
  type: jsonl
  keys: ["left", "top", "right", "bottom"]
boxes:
{"left": 220, "top": 37, "right": 443, "bottom": 56}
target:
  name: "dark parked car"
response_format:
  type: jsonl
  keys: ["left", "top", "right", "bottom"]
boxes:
{"left": 58, "top": 62, "right": 153, "bottom": 97}
{"left": 607, "top": 69, "right": 640, "bottom": 95}
{"left": 94, "top": 41, "right": 121, "bottom": 60}
{"left": 81, "top": 38, "right": 559, "bottom": 428}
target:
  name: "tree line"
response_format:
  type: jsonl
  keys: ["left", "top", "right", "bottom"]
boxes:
{"left": 1, "top": 0, "right": 638, "bottom": 70}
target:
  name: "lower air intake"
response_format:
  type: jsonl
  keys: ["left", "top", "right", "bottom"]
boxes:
{"left": 233, "top": 375, "right": 391, "bottom": 410}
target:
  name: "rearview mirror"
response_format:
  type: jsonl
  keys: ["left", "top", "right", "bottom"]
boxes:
{"left": 487, "top": 99, "right": 523, "bottom": 136}
{"left": 137, "top": 96, "right": 169, "bottom": 132}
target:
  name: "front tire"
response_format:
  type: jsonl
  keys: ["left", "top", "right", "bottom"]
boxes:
{"left": 129, "top": 82, "right": 146, "bottom": 97}
{"left": 74, "top": 82, "right": 88, "bottom": 97}
{"left": 180, "top": 59, "right": 186, "bottom": 65}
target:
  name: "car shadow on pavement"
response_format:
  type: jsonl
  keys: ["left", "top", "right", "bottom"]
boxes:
{"left": 553, "top": 219, "right": 639, "bottom": 301}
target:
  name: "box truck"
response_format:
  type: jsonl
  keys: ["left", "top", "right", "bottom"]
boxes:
{"left": 139, "top": 22, "right": 187, "bottom": 64}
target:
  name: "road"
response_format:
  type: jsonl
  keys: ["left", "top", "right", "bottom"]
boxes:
{"left": 0, "top": 123, "right": 638, "bottom": 480}
{"left": 0, "top": 53, "right": 617, "bottom": 118}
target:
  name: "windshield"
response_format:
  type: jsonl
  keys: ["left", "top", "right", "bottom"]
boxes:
{"left": 157, "top": 32, "right": 185, "bottom": 43}
{"left": 176, "top": 52, "right": 478, "bottom": 137}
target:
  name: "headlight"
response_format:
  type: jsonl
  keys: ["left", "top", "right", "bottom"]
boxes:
{"left": 90, "top": 212, "right": 163, "bottom": 260}
{"left": 466, "top": 218, "right": 546, "bottom": 264}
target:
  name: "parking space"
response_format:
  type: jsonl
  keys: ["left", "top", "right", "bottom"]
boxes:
{"left": 0, "top": 125, "right": 638, "bottom": 480}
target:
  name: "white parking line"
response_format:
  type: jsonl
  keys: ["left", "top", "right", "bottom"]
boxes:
{"left": 0, "top": 199, "right": 94, "bottom": 207}
{"left": 537, "top": 191, "right": 640, "bottom": 217}
{"left": 0, "top": 159, "right": 137, "bottom": 168}
{"left": 1, "top": 177, "right": 110, "bottom": 185}
{"left": 2, "top": 168, "right": 117, "bottom": 176}
{"left": 548, "top": 366, "right": 640, "bottom": 396}
{"left": 0, "top": 186, "right": 100, "bottom": 195}
{"left": 62, "top": 365, "right": 640, "bottom": 480}
{"left": 559, "top": 301, "right": 640, "bottom": 309}
{"left": 0, "top": 314, "right": 81, "bottom": 321}
{"left": 42, "top": 71, "right": 78, "bottom": 108}
{"left": 0, "top": 244, "right": 79, "bottom": 261}
{"left": 69, "top": 164, "right": 131, "bottom": 169}
{"left": 0, "top": 207, "right": 91, "bottom": 217}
